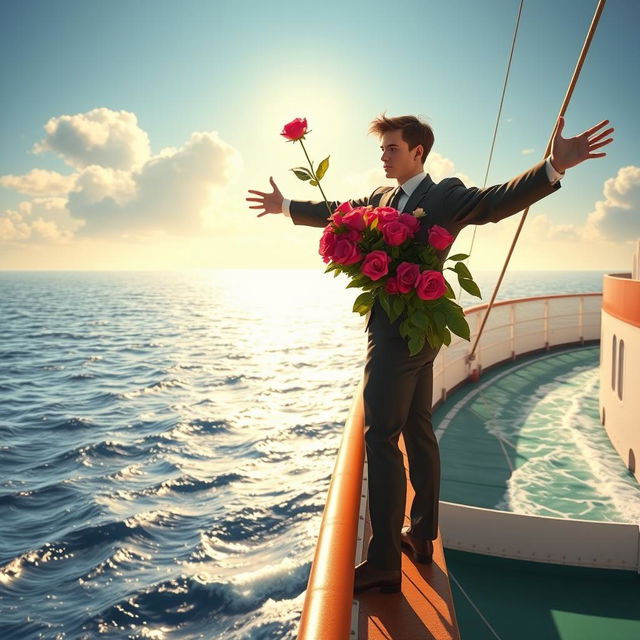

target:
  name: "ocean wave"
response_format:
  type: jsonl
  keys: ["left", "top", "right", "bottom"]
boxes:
{"left": 119, "top": 378, "right": 189, "bottom": 399}
{"left": 89, "top": 560, "right": 309, "bottom": 633}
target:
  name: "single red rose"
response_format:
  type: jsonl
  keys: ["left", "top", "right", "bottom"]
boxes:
{"left": 396, "top": 262, "right": 421, "bottom": 294}
{"left": 281, "top": 117, "right": 308, "bottom": 141}
{"left": 381, "top": 220, "right": 410, "bottom": 246}
{"left": 376, "top": 207, "right": 401, "bottom": 226}
{"left": 428, "top": 225, "right": 455, "bottom": 250}
{"left": 319, "top": 228, "right": 337, "bottom": 263}
{"left": 385, "top": 276, "right": 400, "bottom": 294}
{"left": 398, "top": 212, "right": 420, "bottom": 235}
{"left": 415, "top": 270, "right": 447, "bottom": 300}
{"left": 334, "top": 201, "right": 353, "bottom": 214}
{"left": 361, "top": 250, "right": 391, "bottom": 281}
{"left": 332, "top": 236, "right": 362, "bottom": 265}
{"left": 341, "top": 209, "right": 366, "bottom": 231}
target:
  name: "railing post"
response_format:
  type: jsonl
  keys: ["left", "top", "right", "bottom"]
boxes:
{"left": 544, "top": 299, "right": 549, "bottom": 350}
{"left": 510, "top": 304, "right": 516, "bottom": 360}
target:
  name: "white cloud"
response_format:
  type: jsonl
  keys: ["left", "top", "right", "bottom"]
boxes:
{"left": 521, "top": 148, "right": 535, "bottom": 155}
{"left": 527, "top": 214, "right": 581, "bottom": 242}
{"left": 67, "top": 129, "right": 242, "bottom": 237}
{"left": 425, "top": 152, "right": 472, "bottom": 185}
{"left": 584, "top": 166, "right": 640, "bottom": 242}
{"left": 0, "top": 198, "right": 84, "bottom": 243}
{"left": 0, "top": 169, "right": 77, "bottom": 196}
{"left": 0, "top": 107, "right": 244, "bottom": 242}
{"left": 33, "top": 108, "right": 151, "bottom": 171}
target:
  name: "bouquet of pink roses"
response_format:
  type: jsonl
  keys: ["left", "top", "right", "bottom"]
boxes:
{"left": 281, "top": 116, "right": 481, "bottom": 356}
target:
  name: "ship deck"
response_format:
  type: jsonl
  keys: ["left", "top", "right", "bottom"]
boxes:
{"left": 433, "top": 344, "right": 640, "bottom": 639}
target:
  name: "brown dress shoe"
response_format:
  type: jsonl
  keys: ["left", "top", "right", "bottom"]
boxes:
{"left": 353, "top": 560, "right": 401, "bottom": 594}
{"left": 400, "top": 527, "right": 434, "bottom": 564}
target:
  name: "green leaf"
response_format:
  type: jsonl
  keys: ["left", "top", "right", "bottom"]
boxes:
{"left": 454, "top": 261, "right": 472, "bottom": 280}
{"left": 353, "top": 291, "right": 374, "bottom": 315}
{"left": 444, "top": 279, "right": 456, "bottom": 299}
{"left": 379, "top": 292, "right": 391, "bottom": 317}
{"left": 410, "top": 310, "right": 429, "bottom": 330}
{"left": 408, "top": 334, "right": 425, "bottom": 356}
{"left": 446, "top": 253, "right": 469, "bottom": 261}
{"left": 291, "top": 167, "right": 312, "bottom": 181}
{"left": 432, "top": 309, "right": 446, "bottom": 332}
{"left": 446, "top": 311, "right": 471, "bottom": 340}
{"left": 425, "top": 324, "right": 443, "bottom": 350}
{"left": 309, "top": 179, "right": 318, "bottom": 187}
{"left": 399, "top": 318, "right": 411, "bottom": 339}
{"left": 392, "top": 296, "right": 404, "bottom": 317}
{"left": 316, "top": 155, "right": 330, "bottom": 181}
{"left": 346, "top": 274, "right": 371, "bottom": 289}
{"left": 459, "top": 277, "right": 482, "bottom": 298}
{"left": 442, "top": 327, "right": 452, "bottom": 346}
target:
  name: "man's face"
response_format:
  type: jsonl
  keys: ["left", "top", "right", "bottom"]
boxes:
{"left": 380, "top": 129, "right": 423, "bottom": 183}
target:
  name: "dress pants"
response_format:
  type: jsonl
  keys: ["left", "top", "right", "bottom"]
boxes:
{"left": 363, "top": 301, "right": 442, "bottom": 571}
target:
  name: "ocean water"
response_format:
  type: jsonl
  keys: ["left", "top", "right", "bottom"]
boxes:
{"left": 0, "top": 269, "right": 611, "bottom": 639}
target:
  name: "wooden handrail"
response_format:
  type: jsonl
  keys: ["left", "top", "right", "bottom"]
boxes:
{"left": 297, "top": 377, "right": 365, "bottom": 640}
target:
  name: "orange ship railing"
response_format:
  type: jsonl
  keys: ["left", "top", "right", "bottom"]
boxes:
{"left": 297, "top": 377, "right": 365, "bottom": 640}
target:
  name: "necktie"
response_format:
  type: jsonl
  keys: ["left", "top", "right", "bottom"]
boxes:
{"left": 390, "top": 185, "right": 404, "bottom": 211}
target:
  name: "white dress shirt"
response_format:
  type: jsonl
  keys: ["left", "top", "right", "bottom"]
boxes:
{"left": 280, "top": 157, "right": 564, "bottom": 217}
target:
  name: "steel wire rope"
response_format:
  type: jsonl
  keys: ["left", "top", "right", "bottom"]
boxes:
{"left": 456, "top": 0, "right": 525, "bottom": 300}
{"left": 467, "top": 0, "right": 608, "bottom": 366}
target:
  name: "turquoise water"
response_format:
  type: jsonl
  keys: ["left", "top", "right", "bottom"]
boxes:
{"left": 438, "top": 346, "right": 640, "bottom": 522}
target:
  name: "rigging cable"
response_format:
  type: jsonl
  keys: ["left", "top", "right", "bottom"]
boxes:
{"left": 457, "top": 0, "right": 525, "bottom": 300}
{"left": 466, "top": 0, "right": 608, "bottom": 366}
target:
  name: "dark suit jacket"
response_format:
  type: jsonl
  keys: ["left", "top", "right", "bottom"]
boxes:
{"left": 289, "top": 158, "right": 561, "bottom": 331}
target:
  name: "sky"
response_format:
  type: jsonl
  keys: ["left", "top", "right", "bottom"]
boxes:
{"left": 1, "top": 0, "right": 638, "bottom": 271}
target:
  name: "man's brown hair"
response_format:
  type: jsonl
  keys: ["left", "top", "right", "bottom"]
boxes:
{"left": 368, "top": 113, "right": 434, "bottom": 165}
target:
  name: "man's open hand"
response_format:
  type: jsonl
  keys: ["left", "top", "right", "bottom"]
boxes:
{"left": 550, "top": 116, "right": 614, "bottom": 173}
{"left": 246, "top": 177, "right": 284, "bottom": 218}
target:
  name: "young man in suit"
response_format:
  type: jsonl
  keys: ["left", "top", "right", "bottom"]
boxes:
{"left": 247, "top": 114, "right": 613, "bottom": 593}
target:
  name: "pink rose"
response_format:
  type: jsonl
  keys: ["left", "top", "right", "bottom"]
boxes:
{"left": 428, "top": 225, "right": 454, "bottom": 250}
{"left": 376, "top": 207, "right": 401, "bottom": 226}
{"left": 335, "top": 201, "right": 353, "bottom": 214}
{"left": 341, "top": 227, "right": 361, "bottom": 242}
{"left": 319, "top": 228, "right": 337, "bottom": 263}
{"left": 396, "top": 262, "right": 421, "bottom": 294}
{"left": 363, "top": 208, "right": 379, "bottom": 226}
{"left": 398, "top": 212, "right": 420, "bottom": 235}
{"left": 381, "top": 220, "right": 410, "bottom": 246}
{"left": 341, "top": 209, "right": 366, "bottom": 231}
{"left": 361, "top": 250, "right": 391, "bottom": 281}
{"left": 415, "top": 270, "right": 447, "bottom": 300}
{"left": 385, "top": 276, "right": 400, "bottom": 294}
{"left": 332, "top": 236, "right": 362, "bottom": 265}
{"left": 280, "top": 117, "right": 308, "bottom": 141}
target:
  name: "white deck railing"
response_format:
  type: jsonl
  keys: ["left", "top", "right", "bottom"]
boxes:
{"left": 432, "top": 292, "right": 640, "bottom": 572}
{"left": 432, "top": 293, "right": 602, "bottom": 404}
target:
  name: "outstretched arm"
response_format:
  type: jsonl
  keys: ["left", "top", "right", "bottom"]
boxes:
{"left": 445, "top": 117, "right": 614, "bottom": 231}
{"left": 246, "top": 177, "right": 383, "bottom": 229}
{"left": 287, "top": 188, "right": 383, "bottom": 228}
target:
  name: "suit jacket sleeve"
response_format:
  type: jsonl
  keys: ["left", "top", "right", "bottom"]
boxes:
{"left": 289, "top": 187, "right": 384, "bottom": 228}
{"left": 442, "top": 158, "right": 561, "bottom": 232}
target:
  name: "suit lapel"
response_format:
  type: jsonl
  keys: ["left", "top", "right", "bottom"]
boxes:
{"left": 382, "top": 186, "right": 395, "bottom": 207}
{"left": 402, "top": 174, "right": 434, "bottom": 213}
{"left": 381, "top": 175, "right": 435, "bottom": 211}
